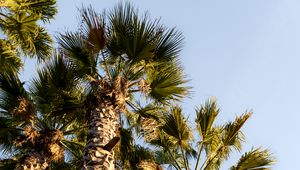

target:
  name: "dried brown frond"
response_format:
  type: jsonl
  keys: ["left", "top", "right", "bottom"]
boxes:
{"left": 50, "top": 130, "right": 64, "bottom": 142}
{"left": 48, "top": 143, "right": 64, "bottom": 162}
{"left": 17, "top": 153, "right": 48, "bottom": 170}
{"left": 138, "top": 79, "right": 151, "bottom": 95}
{"left": 24, "top": 126, "right": 40, "bottom": 144}
{"left": 141, "top": 117, "right": 159, "bottom": 142}
{"left": 138, "top": 160, "right": 163, "bottom": 170}
{"left": 13, "top": 98, "right": 35, "bottom": 122}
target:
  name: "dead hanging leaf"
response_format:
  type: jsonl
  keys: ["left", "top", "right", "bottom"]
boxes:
{"left": 141, "top": 117, "right": 159, "bottom": 142}
{"left": 87, "top": 26, "right": 106, "bottom": 54}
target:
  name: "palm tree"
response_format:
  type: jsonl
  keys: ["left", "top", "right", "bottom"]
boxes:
{"left": 57, "top": 3, "right": 189, "bottom": 169}
{"left": 0, "top": 53, "right": 86, "bottom": 169}
{"left": 0, "top": 0, "right": 57, "bottom": 74}
{"left": 146, "top": 99, "right": 275, "bottom": 170}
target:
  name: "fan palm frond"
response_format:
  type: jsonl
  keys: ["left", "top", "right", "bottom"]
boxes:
{"left": 195, "top": 99, "right": 219, "bottom": 141}
{"left": 154, "top": 27, "right": 184, "bottom": 62}
{"left": 0, "top": 72, "right": 28, "bottom": 119}
{"left": 0, "top": 0, "right": 57, "bottom": 22}
{"left": 30, "top": 51, "right": 84, "bottom": 117}
{"left": 80, "top": 6, "right": 106, "bottom": 54}
{"left": 147, "top": 62, "right": 189, "bottom": 103}
{"left": 31, "top": 27, "right": 52, "bottom": 61}
{"left": 221, "top": 112, "right": 252, "bottom": 150}
{"left": 161, "top": 106, "right": 192, "bottom": 149}
{"left": 230, "top": 148, "right": 275, "bottom": 170}
{"left": 58, "top": 31, "right": 97, "bottom": 77}
{"left": 0, "top": 39, "right": 22, "bottom": 74}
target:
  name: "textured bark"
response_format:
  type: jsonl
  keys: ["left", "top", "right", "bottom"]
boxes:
{"left": 16, "top": 152, "right": 48, "bottom": 170}
{"left": 83, "top": 78, "right": 127, "bottom": 170}
{"left": 15, "top": 129, "right": 64, "bottom": 170}
{"left": 83, "top": 105, "right": 118, "bottom": 170}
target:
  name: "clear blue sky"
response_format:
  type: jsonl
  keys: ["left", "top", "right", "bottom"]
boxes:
{"left": 22, "top": 0, "right": 300, "bottom": 169}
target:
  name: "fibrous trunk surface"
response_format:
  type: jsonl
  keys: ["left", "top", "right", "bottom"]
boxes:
{"left": 16, "top": 152, "right": 48, "bottom": 170}
{"left": 83, "top": 104, "right": 118, "bottom": 170}
{"left": 83, "top": 78, "right": 127, "bottom": 170}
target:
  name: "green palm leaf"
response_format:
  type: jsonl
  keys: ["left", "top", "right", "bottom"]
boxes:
{"left": 147, "top": 62, "right": 189, "bottom": 103}
{"left": 1, "top": 13, "right": 52, "bottom": 59}
{"left": 0, "top": 39, "right": 22, "bottom": 74}
{"left": 161, "top": 106, "right": 192, "bottom": 148}
{"left": 195, "top": 99, "right": 219, "bottom": 141}
{"left": 30, "top": 51, "right": 84, "bottom": 117}
{"left": 0, "top": 0, "right": 57, "bottom": 22}
{"left": 58, "top": 31, "right": 97, "bottom": 77}
{"left": 222, "top": 112, "right": 252, "bottom": 150}
{"left": 230, "top": 148, "right": 275, "bottom": 170}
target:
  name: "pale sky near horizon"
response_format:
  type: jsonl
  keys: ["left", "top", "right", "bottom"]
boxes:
{"left": 21, "top": 0, "right": 300, "bottom": 169}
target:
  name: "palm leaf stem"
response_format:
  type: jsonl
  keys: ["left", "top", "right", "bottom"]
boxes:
{"left": 0, "top": 12, "right": 14, "bottom": 21}
{"left": 167, "top": 148, "right": 181, "bottom": 170}
{"left": 128, "top": 81, "right": 139, "bottom": 88}
{"left": 180, "top": 145, "right": 189, "bottom": 170}
{"left": 63, "top": 126, "right": 89, "bottom": 135}
{"left": 194, "top": 141, "right": 204, "bottom": 170}
{"left": 200, "top": 144, "right": 222, "bottom": 170}
{"left": 100, "top": 49, "right": 112, "bottom": 83}
{"left": 59, "top": 140, "right": 82, "bottom": 159}
{"left": 58, "top": 117, "right": 78, "bottom": 131}
{"left": 128, "top": 89, "right": 140, "bottom": 93}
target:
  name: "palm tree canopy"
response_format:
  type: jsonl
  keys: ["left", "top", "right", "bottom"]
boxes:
{"left": 58, "top": 3, "right": 190, "bottom": 105}
{"left": 0, "top": 53, "right": 86, "bottom": 169}
{"left": 0, "top": 0, "right": 57, "bottom": 74}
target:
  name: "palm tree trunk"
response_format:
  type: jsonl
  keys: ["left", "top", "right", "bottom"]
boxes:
{"left": 82, "top": 77, "right": 127, "bottom": 170}
{"left": 82, "top": 99, "right": 120, "bottom": 170}
{"left": 16, "top": 152, "right": 48, "bottom": 170}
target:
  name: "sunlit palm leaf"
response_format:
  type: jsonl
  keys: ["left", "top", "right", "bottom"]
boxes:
{"left": 1, "top": 0, "right": 57, "bottom": 22}
{"left": 195, "top": 99, "right": 219, "bottom": 141}
{"left": 161, "top": 106, "right": 192, "bottom": 148}
{"left": 230, "top": 148, "right": 275, "bottom": 170}
{"left": 147, "top": 62, "right": 189, "bottom": 103}
{"left": 31, "top": 27, "right": 52, "bottom": 61}
{"left": 1, "top": 12, "right": 53, "bottom": 59}
{"left": 222, "top": 112, "right": 252, "bottom": 150}
{"left": 0, "top": 39, "right": 22, "bottom": 74}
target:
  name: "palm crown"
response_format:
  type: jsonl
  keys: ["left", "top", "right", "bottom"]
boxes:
{"left": 0, "top": 0, "right": 57, "bottom": 74}
{"left": 0, "top": 53, "right": 87, "bottom": 169}
{"left": 56, "top": 3, "right": 190, "bottom": 169}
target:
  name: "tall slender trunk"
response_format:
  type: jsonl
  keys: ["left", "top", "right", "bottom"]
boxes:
{"left": 83, "top": 78, "right": 126, "bottom": 170}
